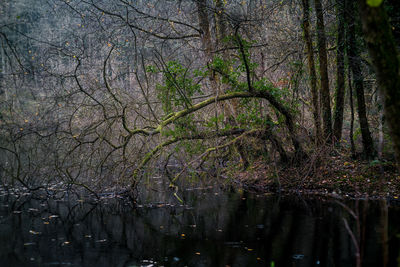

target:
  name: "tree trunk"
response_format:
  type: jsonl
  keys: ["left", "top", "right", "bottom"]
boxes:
{"left": 346, "top": 0, "right": 376, "bottom": 159}
{"left": 301, "top": 0, "right": 322, "bottom": 144}
{"left": 214, "top": 0, "right": 227, "bottom": 50}
{"left": 314, "top": 0, "right": 332, "bottom": 142}
{"left": 196, "top": 0, "right": 213, "bottom": 64}
{"left": 333, "top": 0, "right": 346, "bottom": 143}
{"left": 349, "top": 68, "right": 356, "bottom": 158}
{"left": 357, "top": 0, "right": 400, "bottom": 164}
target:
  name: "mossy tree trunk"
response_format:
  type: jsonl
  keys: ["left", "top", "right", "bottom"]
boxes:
{"left": 357, "top": 0, "right": 400, "bottom": 163}
{"left": 196, "top": 0, "right": 213, "bottom": 65}
{"left": 333, "top": 0, "right": 346, "bottom": 143}
{"left": 301, "top": 0, "right": 322, "bottom": 144}
{"left": 314, "top": 0, "right": 332, "bottom": 142}
{"left": 346, "top": 0, "right": 376, "bottom": 159}
{"left": 214, "top": 0, "right": 227, "bottom": 51}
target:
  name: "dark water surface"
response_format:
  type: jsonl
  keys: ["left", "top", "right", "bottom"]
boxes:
{"left": 1, "top": 182, "right": 400, "bottom": 267}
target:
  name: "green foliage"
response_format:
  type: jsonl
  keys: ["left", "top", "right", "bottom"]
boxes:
{"left": 233, "top": 35, "right": 258, "bottom": 71}
{"left": 253, "top": 78, "right": 282, "bottom": 96}
{"left": 210, "top": 35, "right": 260, "bottom": 92}
{"left": 211, "top": 56, "right": 241, "bottom": 87}
{"left": 156, "top": 61, "right": 202, "bottom": 114}
{"left": 145, "top": 65, "right": 158, "bottom": 73}
{"left": 368, "top": 159, "right": 382, "bottom": 167}
{"left": 367, "top": 0, "right": 383, "bottom": 7}
{"left": 161, "top": 115, "right": 197, "bottom": 139}
{"left": 193, "top": 67, "right": 209, "bottom": 78}
{"left": 354, "top": 127, "right": 361, "bottom": 142}
{"left": 204, "top": 114, "right": 225, "bottom": 128}
{"left": 151, "top": 35, "right": 297, "bottom": 158}
{"left": 179, "top": 139, "right": 204, "bottom": 156}
{"left": 237, "top": 99, "right": 274, "bottom": 128}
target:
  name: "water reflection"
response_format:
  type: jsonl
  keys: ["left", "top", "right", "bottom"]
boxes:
{"left": 0, "top": 185, "right": 399, "bottom": 266}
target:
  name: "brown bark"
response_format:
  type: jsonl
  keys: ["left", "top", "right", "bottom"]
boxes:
{"left": 196, "top": 0, "right": 220, "bottom": 97}
{"left": 333, "top": 0, "right": 346, "bottom": 143}
{"left": 314, "top": 0, "right": 332, "bottom": 141}
{"left": 214, "top": 0, "right": 227, "bottom": 50}
{"left": 301, "top": 0, "right": 322, "bottom": 144}
{"left": 357, "top": 0, "right": 400, "bottom": 163}
{"left": 196, "top": 0, "right": 213, "bottom": 63}
{"left": 346, "top": 0, "right": 376, "bottom": 159}
{"left": 348, "top": 68, "right": 356, "bottom": 158}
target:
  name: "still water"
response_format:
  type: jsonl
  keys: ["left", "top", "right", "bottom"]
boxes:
{"left": 0, "top": 179, "right": 400, "bottom": 267}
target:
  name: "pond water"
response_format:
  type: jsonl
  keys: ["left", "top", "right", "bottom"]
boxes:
{"left": 0, "top": 179, "right": 400, "bottom": 267}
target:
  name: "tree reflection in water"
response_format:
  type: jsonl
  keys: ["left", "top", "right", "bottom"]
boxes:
{"left": 0, "top": 185, "right": 399, "bottom": 266}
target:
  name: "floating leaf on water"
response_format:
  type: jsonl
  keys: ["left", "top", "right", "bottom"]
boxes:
{"left": 247, "top": 248, "right": 254, "bottom": 251}
{"left": 181, "top": 233, "right": 185, "bottom": 237}
{"left": 44, "top": 221, "right": 49, "bottom": 225}
{"left": 224, "top": 241, "right": 241, "bottom": 248}
{"left": 292, "top": 254, "right": 304, "bottom": 260}
{"left": 195, "top": 252, "right": 201, "bottom": 255}
{"left": 29, "top": 230, "right": 41, "bottom": 235}
{"left": 141, "top": 259, "right": 156, "bottom": 267}
{"left": 142, "top": 259, "right": 155, "bottom": 263}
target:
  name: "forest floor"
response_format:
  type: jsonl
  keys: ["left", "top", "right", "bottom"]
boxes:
{"left": 233, "top": 150, "right": 400, "bottom": 200}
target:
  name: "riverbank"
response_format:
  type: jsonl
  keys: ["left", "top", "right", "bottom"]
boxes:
{"left": 232, "top": 153, "right": 400, "bottom": 200}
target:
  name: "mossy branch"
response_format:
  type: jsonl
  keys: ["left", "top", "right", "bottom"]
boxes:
{"left": 131, "top": 128, "right": 248, "bottom": 182}
{"left": 172, "top": 128, "right": 261, "bottom": 183}
{"left": 131, "top": 89, "right": 306, "bottom": 185}
{"left": 155, "top": 91, "right": 254, "bottom": 132}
